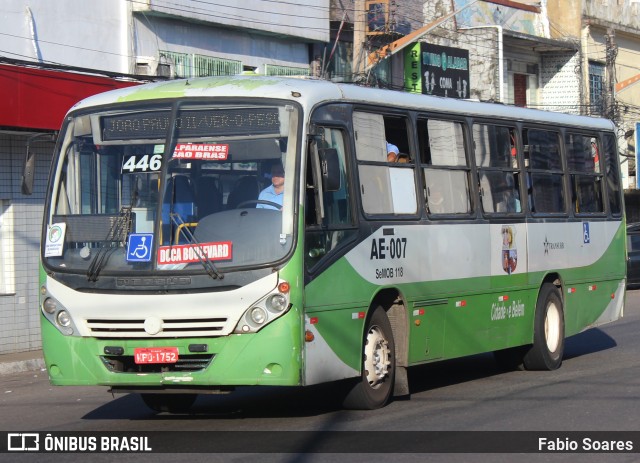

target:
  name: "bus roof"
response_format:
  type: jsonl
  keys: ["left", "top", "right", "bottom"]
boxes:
{"left": 70, "top": 75, "right": 615, "bottom": 132}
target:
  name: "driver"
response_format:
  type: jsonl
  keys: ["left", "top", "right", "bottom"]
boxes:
{"left": 257, "top": 162, "right": 284, "bottom": 210}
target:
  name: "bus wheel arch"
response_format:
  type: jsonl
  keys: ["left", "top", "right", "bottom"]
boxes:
{"left": 523, "top": 278, "right": 565, "bottom": 371}
{"left": 343, "top": 290, "right": 406, "bottom": 409}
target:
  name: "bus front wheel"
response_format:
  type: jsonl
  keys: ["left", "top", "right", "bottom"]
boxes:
{"left": 343, "top": 306, "right": 395, "bottom": 410}
{"left": 523, "top": 283, "right": 565, "bottom": 371}
{"left": 140, "top": 393, "right": 197, "bottom": 413}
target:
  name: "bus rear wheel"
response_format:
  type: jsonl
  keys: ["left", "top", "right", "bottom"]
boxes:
{"left": 140, "top": 393, "right": 197, "bottom": 413}
{"left": 343, "top": 306, "right": 395, "bottom": 410}
{"left": 523, "top": 283, "right": 565, "bottom": 371}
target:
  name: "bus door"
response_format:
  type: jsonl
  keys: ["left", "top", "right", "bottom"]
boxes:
{"left": 303, "top": 125, "right": 361, "bottom": 384}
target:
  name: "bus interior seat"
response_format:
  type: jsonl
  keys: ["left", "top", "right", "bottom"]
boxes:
{"left": 162, "top": 175, "right": 196, "bottom": 243}
{"left": 196, "top": 176, "right": 223, "bottom": 217}
{"left": 226, "top": 176, "right": 260, "bottom": 209}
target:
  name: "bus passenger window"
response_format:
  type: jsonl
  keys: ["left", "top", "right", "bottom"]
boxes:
{"left": 418, "top": 118, "right": 471, "bottom": 215}
{"left": 565, "top": 133, "right": 604, "bottom": 215}
{"left": 479, "top": 171, "right": 521, "bottom": 213}
{"left": 353, "top": 111, "right": 416, "bottom": 215}
{"left": 523, "top": 128, "right": 565, "bottom": 214}
{"left": 473, "top": 124, "right": 521, "bottom": 215}
{"left": 603, "top": 134, "right": 622, "bottom": 216}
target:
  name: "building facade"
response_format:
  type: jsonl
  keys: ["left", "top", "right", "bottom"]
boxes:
{"left": 579, "top": 0, "right": 640, "bottom": 189}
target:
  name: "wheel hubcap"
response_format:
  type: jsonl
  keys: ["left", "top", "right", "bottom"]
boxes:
{"left": 545, "top": 302, "right": 561, "bottom": 353}
{"left": 363, "top": 325, "right": 391, "bottom": 389}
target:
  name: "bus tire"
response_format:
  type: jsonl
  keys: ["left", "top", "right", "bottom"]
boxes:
{"left": 523, "top": 283, "right": 565, "bottom": 371}
{"left": 140, "top": 393, "right": 197, "bottom": 413}
{"left": 343, "top": 306, "right": 395, "bottom": 410}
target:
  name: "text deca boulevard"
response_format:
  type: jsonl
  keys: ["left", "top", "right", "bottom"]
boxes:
{"left": 538, "top": 437, "right": 633, "bottom": 452}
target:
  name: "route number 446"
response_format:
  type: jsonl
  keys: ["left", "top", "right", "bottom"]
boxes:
{"left": 122, "top": 154, "right": 163, "bottom": 173}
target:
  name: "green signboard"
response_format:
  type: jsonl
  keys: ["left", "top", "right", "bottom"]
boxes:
{"left": 404, "top": 42, "right": 470, "bottom": 98}
{"left": 404, "top": 43, "right": 422, "bottom": 94}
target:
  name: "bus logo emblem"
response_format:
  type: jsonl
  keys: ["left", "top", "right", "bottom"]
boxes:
{"left": 7, "top": 433, "right": 39, "bottom": 451}
{"left": 501, "top": 226, "right": 517, "bottom": 275}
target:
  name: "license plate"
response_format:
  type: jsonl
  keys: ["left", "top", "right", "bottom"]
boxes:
{"left": 134, "top": 347, "right": 179, "bottom": 364}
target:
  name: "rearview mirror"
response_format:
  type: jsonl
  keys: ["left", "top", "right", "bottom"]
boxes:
{"left": 22, "top": 133, "right": 56, "bottom": 195}
{"left": 318, "top": 148, "right": 340, "bottom": 192}
{"left": 21, "top": 149, "right": 36, "bottom": 195}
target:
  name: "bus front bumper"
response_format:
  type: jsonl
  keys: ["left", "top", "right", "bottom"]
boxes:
{"left": 41, "top": 308, "right": 303, "bottom": 389}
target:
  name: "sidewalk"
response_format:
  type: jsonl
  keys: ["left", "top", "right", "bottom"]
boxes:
{"left": 0, "top": 350, "right": 45, "bottom": 375}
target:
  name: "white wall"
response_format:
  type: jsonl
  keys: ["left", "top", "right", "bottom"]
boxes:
{"left": 0, "top": 134, "right": 53, "bottom": 355}
{"left": 0, "top": 0, "right": 130, "bottom": 72}
{"left": 134, "top": 0, "right": 329, "bottom": 43}
{"left": 0, "top": 0, "right": 329, "bottom": 75}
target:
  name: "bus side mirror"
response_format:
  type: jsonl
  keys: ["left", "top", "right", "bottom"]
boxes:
{"left": 318, "top": 148, "right": 340, "bottom": 192}
{"left": 22, "top": 132, "right": 56, "bottom": 195}
{"left": 21, "top": 149, "right": 36, "bottom": 195}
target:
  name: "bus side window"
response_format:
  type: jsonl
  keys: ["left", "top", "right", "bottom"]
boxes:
{"left": 353, "top": 111, "right": 417, "bottom": 215}
{"left": 523, "top": 128, "right": 565, "bottom": 214}
{"left": 565, "top": 133, "right": 604, "bottom": 215}
{"left": 418, "top": 118, "right": 471, "bottom": 216}
{"left": 384, "top": 114, "right": 416, "bottom": 214}
{"left": 603, "top": 133, "right": 622, "bottom": 216}
{"left": 304, "top": 127, "right": 356, "bottom": 270}
{"left": 473, "top": 124, "right": 521, "bottom": 215}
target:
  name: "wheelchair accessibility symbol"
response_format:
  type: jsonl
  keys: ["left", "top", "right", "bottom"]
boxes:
{"left": 583, "top": 222, "right": 590, "bottom": 244}
{"left": 127, "top": 233, "right": 154, "bottom": 262}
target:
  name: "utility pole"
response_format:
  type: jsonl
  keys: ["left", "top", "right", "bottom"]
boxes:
{"left": 605, "top": 28, "right": 617, "bottom": 121}
{"left": 352, "top": 0, "right": 366, "bottom": 79}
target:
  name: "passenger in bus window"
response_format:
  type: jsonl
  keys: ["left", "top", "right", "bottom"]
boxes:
{"left": 497, "top": 175, "right": 521, "bottom": 213}
{"left": 396, "top": 153, "right": 410, "bottom": 163}
{"left": 498, "top": 188, "right": 521, "bottom": 213}
{"left": 386, "top": 142, "right": 400, "bottom": 162}
{"left": 257, "top": 162, "right": 285, "bottom": 210}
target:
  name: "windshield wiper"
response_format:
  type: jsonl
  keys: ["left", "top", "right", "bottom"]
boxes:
{"left": 169, "top": 213, "right": 224, "bottom": 280}
{"left": 86, "top": 207, "right": 132, "bottom": 282}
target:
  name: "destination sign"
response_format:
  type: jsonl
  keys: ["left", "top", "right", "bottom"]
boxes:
{"left": 101, "top": 107, "right": 281, "bottom": 141}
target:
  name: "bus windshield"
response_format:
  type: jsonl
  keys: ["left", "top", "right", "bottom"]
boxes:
{"left": 44, "top": 102, "right": 298, "bottom": 279}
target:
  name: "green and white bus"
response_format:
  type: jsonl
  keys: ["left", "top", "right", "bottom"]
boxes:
{"left": 36, "top": 76, "right": 626, "bottom": 411}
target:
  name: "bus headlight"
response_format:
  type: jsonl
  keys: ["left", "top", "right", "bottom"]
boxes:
{"left": 250, "top": 307, "right": 267, "bottom": 325}
{"left": 57, "top": 310, "right": 72, "bottom": 327}
{"left": 40, "top": 290, "right": 77, "bottom": 336}
{"left": 234, "top": 281, "right": 292, "bottom": 334}
{"left": 43, "top": 298, "right": 57, "bottom": 314}
{"left": 267, "top": 294, "right": 287, "bottom": 312}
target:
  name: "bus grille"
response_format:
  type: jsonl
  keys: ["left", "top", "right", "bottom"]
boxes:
{"left": 101, "top": 354, "right": 214, "bottom": 373}
{"left": 85, "top": 317, "right": 227, "bottom": 338}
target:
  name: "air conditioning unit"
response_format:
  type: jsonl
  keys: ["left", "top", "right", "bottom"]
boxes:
{"left": 134, "top": 56, "right": 174, "bottom": 78}
{"left": 135, "top": 56, "right": 157, "bottom": 76}
{"left": 156, "top": 62, "right": 173, "bottom": 78}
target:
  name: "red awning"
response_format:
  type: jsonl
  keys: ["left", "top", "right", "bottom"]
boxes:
{"left": 0, "top": 63, "right": 142, "bottom": 131}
